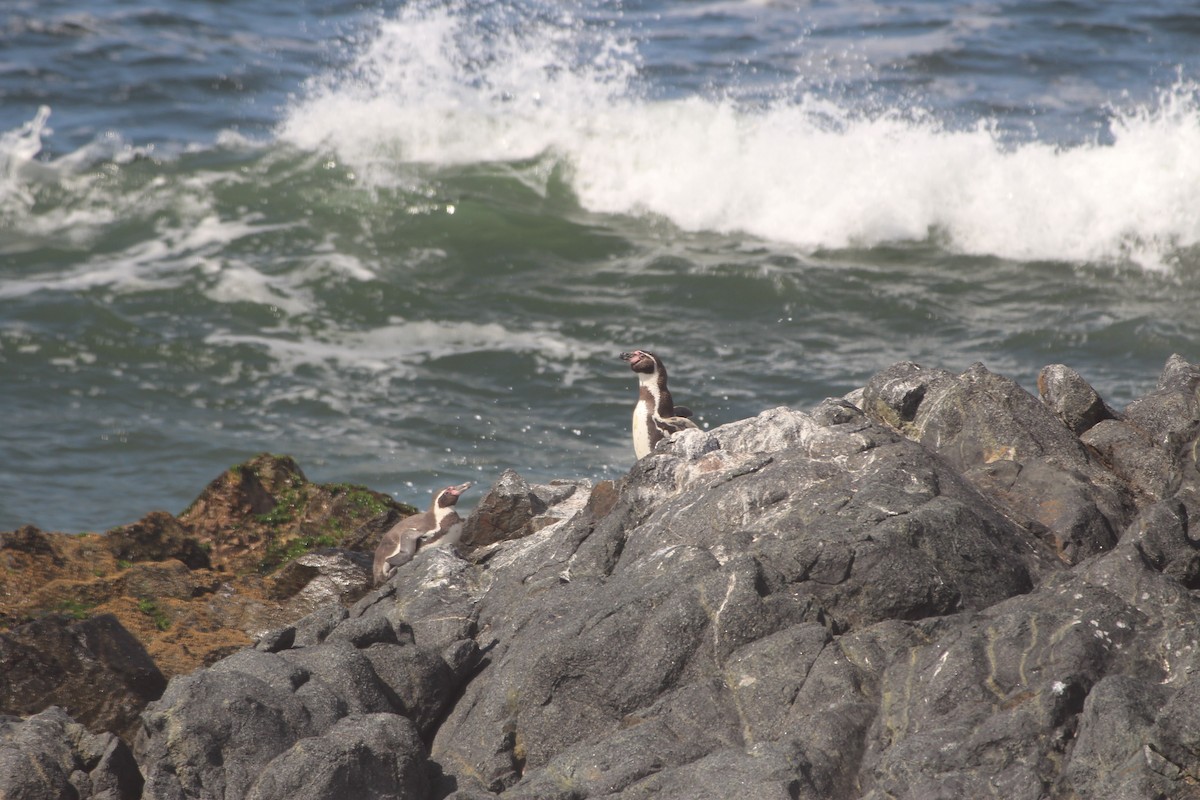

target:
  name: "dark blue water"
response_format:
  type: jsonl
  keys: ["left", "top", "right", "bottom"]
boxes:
{"left": 3, "top": 0, "right": 1200, "bottom": 532}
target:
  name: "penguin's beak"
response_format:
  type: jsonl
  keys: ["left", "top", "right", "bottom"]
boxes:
{"left": 448, "top": 481, "right": 473, "bottom": 496}
{"left": 620, "top": 352, "right": 635, "bottom": 361}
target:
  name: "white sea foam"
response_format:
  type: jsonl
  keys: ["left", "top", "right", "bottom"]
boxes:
{"left": 279, "top": 1, "right": 1200, "bottom": 271}
{"left": 0, "top": 106, "right": 52, "bottom": 208}
{"left": 0, "top": 108, "right": 168, "bottom": 244}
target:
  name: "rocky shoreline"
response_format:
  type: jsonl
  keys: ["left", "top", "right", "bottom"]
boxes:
{"left": 3, "top": 357, "right": 1199, "bottom": 799}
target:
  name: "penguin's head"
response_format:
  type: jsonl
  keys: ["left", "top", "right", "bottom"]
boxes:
{"left": 620, "top": 350, "right": 660, "bottom": 376}
{"left": 436, "top": 481, "right": 473, "bottom": 508}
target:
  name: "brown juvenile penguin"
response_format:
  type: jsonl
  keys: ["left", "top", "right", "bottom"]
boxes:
{"left": 620, "top": 349, "right": 697, "bottom": 459}
{"left": 372, "top": 481, "right": 472, "bottom": 585}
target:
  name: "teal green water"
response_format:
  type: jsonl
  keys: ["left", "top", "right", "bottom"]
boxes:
{"left": 4, "top": 0, "right": 1200, "bottom": 531}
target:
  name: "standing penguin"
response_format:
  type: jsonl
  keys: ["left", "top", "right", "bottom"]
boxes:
{"left": 620, "top": 349, "right": 698, "bottom": 459}
{"left": 373, "top": 481, "right": 472, "bottom": 585}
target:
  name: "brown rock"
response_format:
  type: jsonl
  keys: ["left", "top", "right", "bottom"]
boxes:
{"left": 585, "top": 479, "right": 620, "bottom": 519}
{"left": 1, "top": 525, "right": 60, "bottom": 559}
{"left": 0, "top": 454, "right": 419, "bottom": 735}
{"left": 177, "top": 453, "right": 414, "bottom": 575}
{"left": 178, "top": 453, "right": 308, "bottom": 572}
{"left": 105, "top": 511, "right": 211, "bottom": 570}
{"left": 459, "top": 469, "right": 548, "bottom": 551}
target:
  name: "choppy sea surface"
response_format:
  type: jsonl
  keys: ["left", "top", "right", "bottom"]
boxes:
{"left": 4, "top": 0, "right": 1200, "bottom": 532}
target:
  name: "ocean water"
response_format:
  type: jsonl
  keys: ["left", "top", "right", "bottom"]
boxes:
{"left": 3, "top": 0, "right": 1200, "bottom": 533}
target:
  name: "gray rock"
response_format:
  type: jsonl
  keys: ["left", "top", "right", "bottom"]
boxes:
{"left": 1037, "top": 363, "right": 1119, "bottom": 435}
{"left": 244, "top": 713, "right": 429, "bottom": 800}
{"left": 137, "top": 667, "right": 325, "bottom": 800}
{"left": 254, "top": 624, "right": 296, "bottom": 653}
{"left": 1123, "top": 500, "right": 1200, "bottom": 588}
{"left": 1064, "top": 675, "right": 1173, "bottom": 800}
{"left": 0, "top": 706, "right": 142, "bottom": 800}
{"left": 1082, "top": 419, "right": 1180, "bottom": 502}
{"left": 324, "top": 605, "right": 408, "bottom": 648}
{"left": 1103, "top": 353, "right": 1200, "bottom": 514}
{"left": 269, "top": 548, "right": 374, "bottom": 618}
{"left": 444, "top": 474, "right": 591, "bottom": 584}
{"left": 1124, "top": 354, "right": 1200, "bottom": 445}
{"left": 428, "top": 402, "right": 1058, "bottom": 793}
{"left": 1148, "top": 679, "right": 1200, "bottom": 785}
{"left": 378, "top": 548, "right": 482, "bottom": 653}
{"left": 359, "top": 641, "right": 458, "bottom": 737}
{"left": 280, "top": 640, "right": 397, "bottom": 715}
{"left": 116, "top": 357, "right": 1200, "bottom": 800}
{"left": 290, "top": 601, "right": 349, "bottom": 647}
{"left": 858, "top": 582, "right": 1137, "bottom": 799}
{"left": 862, "top": 360, "right": 1133, "bottom": 562}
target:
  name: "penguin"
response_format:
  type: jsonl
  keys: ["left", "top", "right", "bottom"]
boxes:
{"left": 372, "top": 481, "right": 472, "bottom": 585}
{"left": 620, "top": 349, "right": 698, "bottom": 459}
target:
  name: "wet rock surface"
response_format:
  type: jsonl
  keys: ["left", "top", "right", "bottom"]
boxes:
{"left": 6, "top": 357, "right": 1200, "bottom": 799}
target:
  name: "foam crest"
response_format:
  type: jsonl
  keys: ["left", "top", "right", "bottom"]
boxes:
{"left": 0, "top": 213, "right": 292, "bottom": 300}
{"left": 572, "top": 89, "right": 1200, "bottom": 269}
{"left": 0, "top": 106, "right": 52, "bottom": 209}
{"left": 282, "top": 1, "right": 1200, "bottom": 270}
{"left": 280, "top": 0, "right": 635, "bottom": 178}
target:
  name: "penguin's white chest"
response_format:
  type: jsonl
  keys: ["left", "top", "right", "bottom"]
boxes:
{"left": 632, "top": 401, "right": 653, "bottom": 459}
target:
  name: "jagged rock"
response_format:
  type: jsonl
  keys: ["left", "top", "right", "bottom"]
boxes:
{"left": 177, "top": 453, "right": 413, "bottom": 576}
{"left": 458, "top": 471, "right": 593, "bottom": 558}
{"left": 862, "top": 361, "right": 1133, "bottom": 563}
{"left": 1064, "top": 675, "right": 1174, "bottom": 800}
{"left": 244, "top": 713, "right": 430, "bottom": 800}
{"left": 105, "top": 511, "right": 211, "bottom": 570}
{"left": 1113, "top": 354, "right": 1200, "bottom": 508}
{"left": 1124, "top": 354, "right": 1200, "bottom": 447}
{"left": 139, "top": 574, "right": 478, "bottom": 799}
{"left": 1122, "top": 500, "right": 1200, "bottom": 589}
{"left": 459, "top": 469, "right": 549, "bottom": 551}
{"left": 268, "top": 548, "right": 374, "bottom": 616}
{"left": 1147, "top": 680, "right": 1200, "bottom": 786}
{"left": 1038, "top": 363, "right": 1119, "bottom": 435}
{"left": 0, "top": 706, "right": 142, "bottom": 800}
{"left": 290, "top": 602, "right": 349, "bottom": 648}
{"left": 1083, "top": 420, "right": 1181, "bottom": 502}
{"left": 179, "top": 454, "right": 302, "bottom": 564}
{"left": 21, "top": 358, "right": 1200, "bottom": 800}
{"left": 427, "top": 401, "right": 1061, "bottom": 792}
{"left": 0, "top": 613, "right": 165, "bottom": 744}
{"left": 357, "top": 550, "right": 481, "bottom": 655}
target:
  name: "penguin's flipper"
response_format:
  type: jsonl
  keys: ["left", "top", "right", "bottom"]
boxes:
{"left": 672, "top": 405, "right": 693, "bottom": 418}
{"left": 657, "top": 414, "right": 699, "bottom": 434}
{"left": 385, "top": 550, "right": 415, "bottom": 569}
{"left": 418, "top": 530, "right": 444, "bottom": 547}
{"left": 385, "top": 531, "right": 422, "bottom": 568}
